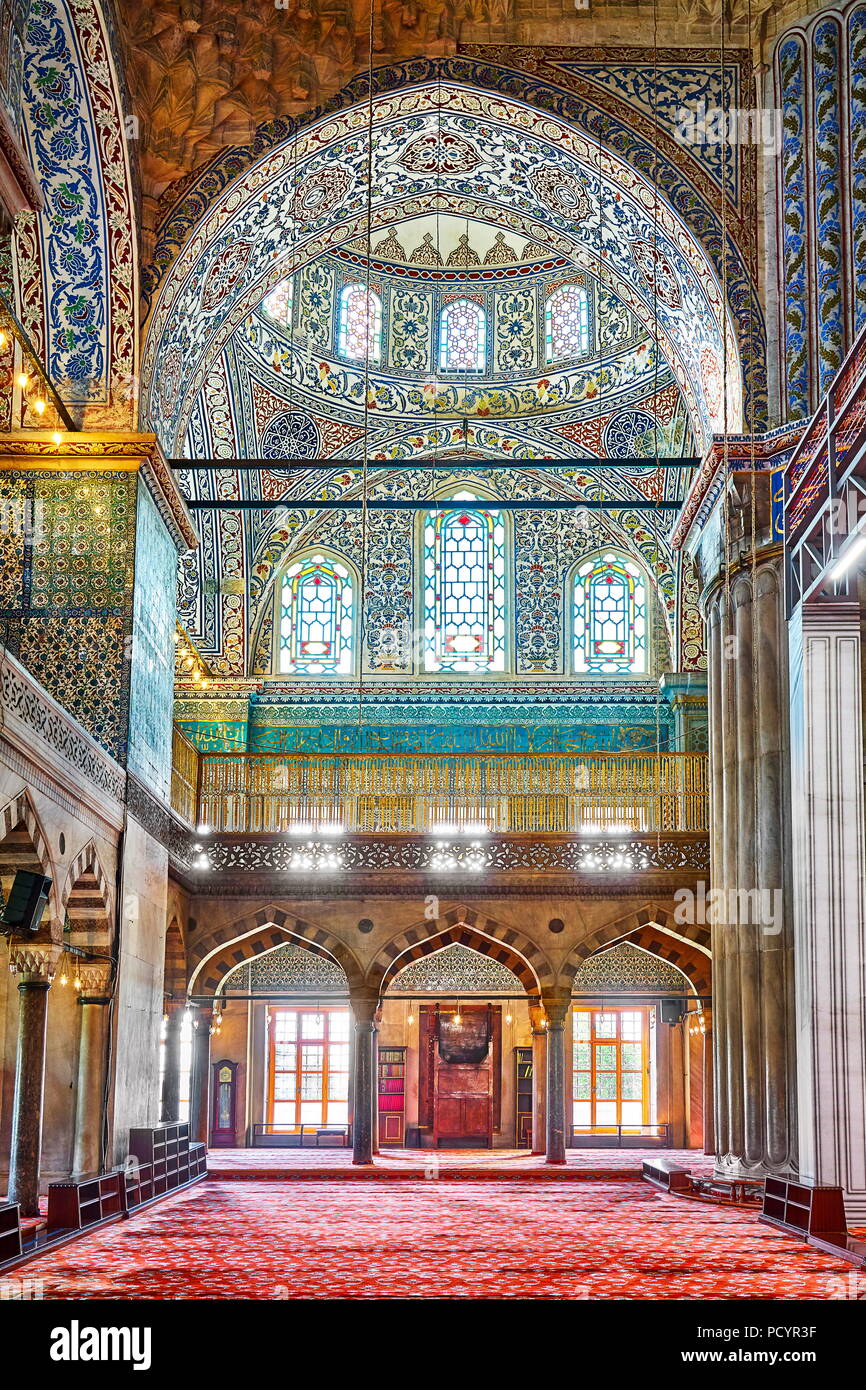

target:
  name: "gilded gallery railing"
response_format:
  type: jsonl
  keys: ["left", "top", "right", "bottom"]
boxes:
{"left": 175, "top": 744, "right": 709, "bottom": 835}
{"left": 171, "top": 726, "right": 200, "bottom": 827}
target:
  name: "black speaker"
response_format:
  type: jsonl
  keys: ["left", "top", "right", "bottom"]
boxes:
{"left": 660, "top": 998, "right": 683, "bottom": 1026}
{"left": 1, "top": 870, "right": 52, "bottom": 934}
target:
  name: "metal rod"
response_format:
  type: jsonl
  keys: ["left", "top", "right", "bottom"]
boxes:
{"left": 186, "top": 498, "right": 681, "bottom": 511}
{"left": 170, "top": 457, "right": 699, "bottom": 470}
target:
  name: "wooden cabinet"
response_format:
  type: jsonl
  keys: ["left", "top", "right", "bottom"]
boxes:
{"left": 378, "top": 1046, "right": 406, "bottom": 1147}
{"left": 0, "top": 1204, "right": 22, "bottom": 1266}
{"left": 761, "top": 1177, "right": 847, "bottom": 1237}
{"left": 47, "top": 1172, "right": 125, "bottom": 1234}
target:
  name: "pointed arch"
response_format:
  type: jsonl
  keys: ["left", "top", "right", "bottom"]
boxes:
{"left": 60, "top": 841, "right": 112, "bottom": 934}
{"left": 164, "top": 917, "right": 186, "bottom": 1001}
{"left": 0, "top": 789, "right": 50, "bottom": 873}
{"left": 188, "top": 904, "right": 364, "bottom": 996}
{"left": 562, "top": 904, "right": 711, "bottom": 992}
{"left": 367, "top": 904, "right": 554, "bottom": 996}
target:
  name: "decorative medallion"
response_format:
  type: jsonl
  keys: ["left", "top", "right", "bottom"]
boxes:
{"left": 398, "top": 131, "right": 482, "bottom": 174}
{"left": 373, "top": 228, "right": 408, "bottom": 261}
{"left": 201, "top": 240, "right": 254, "bottom": 313}
{"left": 292, "top": 164, "right": 353, "bottom": 223}
{"left": 484, "top": 231, "right": 517, "bottom": 265}
{"left": 603, "top": 408, "right": 659, "bottom": 458}
{"left": 260, "top": 411, "right": 321, "bottom": 460}
{"left": 529, "top": 167, "right": 591, "bottom": 222}
{"left": 446, "top": 232, "right": 481, "bottom": 266}
{"left": 628, "top": 239, "right": 683, "bottom": 310}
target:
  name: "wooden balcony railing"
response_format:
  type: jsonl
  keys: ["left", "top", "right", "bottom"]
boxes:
{"left": 171, "top": 742, "right": 709, "bottom": 836}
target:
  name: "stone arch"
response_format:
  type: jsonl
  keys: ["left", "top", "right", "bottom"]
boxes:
{"left": 188, "top": 904, "right": 364, "bottom": 996}
{"left": 60, "top": 841, "right": 112, "bottom": 934}
{"left": 163, "top": 917, "right": 186, "bottom": 1001}
{"left": 562, "top": 903, "right": 711, "bottom": 989}
{"left": 0, "top": 789, "right": 54, "bottom": 928}
{"left": 368, "top": 905, "right": 553, "bottom": 996}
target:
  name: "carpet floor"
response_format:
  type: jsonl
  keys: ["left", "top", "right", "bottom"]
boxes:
{"left": 18, "top": 1177, "right": 857, "bottom": 1300}
{"left": 206, "top": 1146, "right": 717, "bottom": 1180}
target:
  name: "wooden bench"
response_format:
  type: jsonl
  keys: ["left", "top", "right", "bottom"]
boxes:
{"left": 641, "top": 1157, "right": 693, "bottom": 1194}
{"left": 0, "top": 1203, "right": 22, "bottom": 1267}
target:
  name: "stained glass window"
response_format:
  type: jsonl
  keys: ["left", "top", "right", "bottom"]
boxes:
{"left": 278, "top": 553, "right": 354, "bottom": 675}
{"left": 573, "top": 552, "right": 648, "bottom": 674}
{"left": 337, "top": 283, "right": 382, "bottom": 362}
{"left": 423, "top": 494, "right": 506, "bottom": 672}
{"left": 262, "top": 277, "right": 294, "bottom": 326}
{"left": 545, "top": 285, "right": 590, "bottom": 362}
{"left": 438, "top": 298, "right": 487, "bottom": 372}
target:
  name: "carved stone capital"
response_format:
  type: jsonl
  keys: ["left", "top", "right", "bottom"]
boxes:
{"left": 75, "top": 964, "right": 113, "bottom": 999}
{"left": 7, "top": 942, "right": 62, "bottom": 984}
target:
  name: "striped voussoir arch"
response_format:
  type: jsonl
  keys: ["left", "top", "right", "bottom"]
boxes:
{"left": 562, "top": 904, "right": 712, "bottom": 990}
{"left": 189, "top": 906, "right": 363, "bottom": 996}
{"left": 369, "top": 905, "right": 553, "bottom": 996}
{"left": 62, "top": 842, "right": 112, "bottom": 933}
{"left": 0, "top": 790, "right": 50, "bottom": 880}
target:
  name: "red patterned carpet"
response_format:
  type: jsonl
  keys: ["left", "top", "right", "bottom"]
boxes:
{"left": 20, "top": 1176, "right": 856, "bottom": 1300}
{"left": 206, "top": 1145, "right": 717, "bottom": 1180}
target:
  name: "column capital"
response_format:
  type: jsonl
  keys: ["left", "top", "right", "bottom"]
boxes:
{"left": 540, "top": 991, "right": 572, "bottom": 1027}
{"left": 76, "top": 963, "right": 113, "bottom": 1000}
{"left": 8, "top": 943, "right": 62, "bottom": 984}
{"left": 350, "top": 990, "right": 380, "bottom": 1026}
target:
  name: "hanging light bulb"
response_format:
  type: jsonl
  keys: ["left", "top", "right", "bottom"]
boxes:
{"left": 16, "top": 371, "right": 28, "bottom": 389}
{"left": 34, "top": 398, "right": 46, "bottom": 416}
{"left": 52, "top": 431, "right": 62, "bottom": 445}
{"left": 407, "top": 1011, "right": 415, "bottom": 1026}
{"left": 505, "top": 1012, "right": 513, "bottom": 1025}
{"left": 0, "top": 330, "right": 7, "bottom": 348}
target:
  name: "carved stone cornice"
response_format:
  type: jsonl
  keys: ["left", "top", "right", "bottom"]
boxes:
{"left": 0, "top": 645, "right": 126, "bottom": 815}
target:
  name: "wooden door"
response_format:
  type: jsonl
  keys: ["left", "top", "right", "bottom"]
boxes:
{"left": 432, "top": 1005, "right": 497, "bottom": 1147}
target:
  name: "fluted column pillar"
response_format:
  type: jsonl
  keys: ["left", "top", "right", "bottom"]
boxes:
{"left": 789, "top": 600, "right": 866, "bottom": 1220}
{"left": 702, "top": 530, "right": 795, "bottom": 1179}
{"left": 351, "top": 992, "right": 377, "bottom": 1165}
{"left": 189, "top": 1004, "right": 212, "bottom": 1145}
{"left": 528, "top": 998, "right": 547, "bottom": 1155}
{"left": 160, "top": 1000, "right": 185, "bottom": 1123}
{"left": 543, "top": 993, "right": 570, "bottom": 1164}
{"left": 71, "top": 966, "right": 112, "bottom": 1180}
{"left": 8, "top": 946, "right": 59, "bottom": 1216}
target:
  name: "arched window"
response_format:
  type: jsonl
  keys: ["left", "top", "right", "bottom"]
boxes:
{"left": 573, "top": 552, "right": 648, "bottom": 675}
{"left": 278, "top": 553, "right": 355, "bottom": 675}
{"left": 438, "top": 298, "right": 486, "bottom": 373}
{"left": 337, "top": 284, "right": 382, "bottom": 363}
{"left": 262, "top": 277, "right": 294, "bottom": 326}
{"left": 423, "top": 495, "right": 506, "bottom": 672}
{"left": 545, "top": 285, "right": 589, "bottom": 362}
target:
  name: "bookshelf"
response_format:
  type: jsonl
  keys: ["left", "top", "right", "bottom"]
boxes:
{"left": 0, "top": 1204, "right": 22, "bottom": 1266}
{"left": 515, "top": 1046, "right": 533, "bottom": 1148}
{"left": 378, "top": 1045, "right": 406, "bottom": 1146}
{"left": 47, "top": 1172, "right": 125, "bottom": 1234}
{"left": 761, "top": 1177, "right": 847, "bottom": 1238}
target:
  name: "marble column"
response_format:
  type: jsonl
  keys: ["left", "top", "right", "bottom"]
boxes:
{"left": 7, "top": 946, "right": 58, "bottom": 1216}
{"left": 189, "top": 1005, "right": 212, "bottom": 1145}
{"left": 789, "top": 600, "right": 866, "bottom": 1221}
{"left": 543, "top": 993, "right": 570, "bottom": 1164}
{"left": 528, "top": 998, "right": 547, "bottom": 1155}
{"left": 160, "top": 1001, "right": 184, "bottom": 1123}
{"left": 71, "top": 966, "right": 112, "bottom": 1180}
{"left": 702, "top": 538, "right": 796, "bottom": 1179}
{"left": 702, "top": 1014, "right": 715, "bottom": 1156}
{"left": 351, "top": 993, "right": 377, "bottom": 1165}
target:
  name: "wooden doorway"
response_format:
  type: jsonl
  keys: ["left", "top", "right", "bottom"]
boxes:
{"left": 419, "top": 1005, "right": 501, "bottom": 1147}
